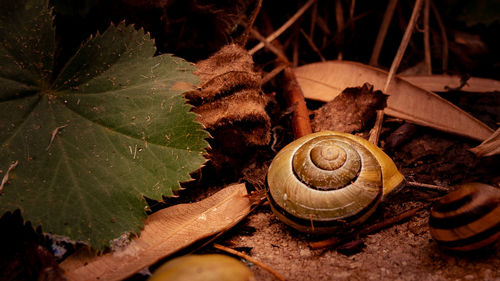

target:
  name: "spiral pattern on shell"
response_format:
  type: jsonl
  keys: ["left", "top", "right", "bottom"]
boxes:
{"left": 267, "top": 131, "right": 404, "bottom": 234}
{"left": 429, "top": 182, "right": 500, "bottom": 252}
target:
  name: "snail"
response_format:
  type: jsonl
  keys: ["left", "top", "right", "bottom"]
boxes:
{"left": 266, "top": 131, "right": 404, "bottom": 234}
{"left": 429, "top": 182, "right": 500, "bottom": 252}
{"left": 149, "top": 254, "right": 255, "bottom": 281}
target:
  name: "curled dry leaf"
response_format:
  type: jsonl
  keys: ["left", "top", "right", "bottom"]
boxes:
{"left": 470, "top": 128, "right": 500, "bottom": 157}
{"left": 185, "top": 44, "right": 271, "bottom": 166}
{"left": 311, "top": 83, "right": 387, "bottom": 133}
{"left": 294, "top": 61, "right": 494, "bottom": 141}
{"left": 185, "top": 44, "right": 270, "bottom": 147}
{"left": 60, "top": 183, "right": 251, "bottom": 281}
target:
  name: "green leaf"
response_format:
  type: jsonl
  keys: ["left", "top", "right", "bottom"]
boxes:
{"left": 0, "top": 0, "right": 208, "bottom": 249}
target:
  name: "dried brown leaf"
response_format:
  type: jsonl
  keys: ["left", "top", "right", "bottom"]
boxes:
{"left": 185, "top": 44, "right": 271, "bottom": 150}
{"left": 311, "top": 83, "right": 387, "bottom": 133}
{"left": 294, "top": 61, "right": 494, "bottom": 141}
{"left": 60, "top": 183, "right": 251, "bottom": 281}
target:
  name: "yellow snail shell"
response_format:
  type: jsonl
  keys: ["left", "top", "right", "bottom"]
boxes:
{"left": 149, "top": 254, "right": 255, "bottom": 281}
{"left": 429, "top": 182, "right": 500, "bottom": 252}
{"left": 266, "top": 131, "right": 404, "bottom": 234}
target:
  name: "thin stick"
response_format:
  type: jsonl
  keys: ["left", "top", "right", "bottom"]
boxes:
{"left": 248, "top": 0, "right": 317, "bottom": 55}
{"left": 0, "top": 160, "right": 18, "bottom": 194}
{"left": 335, "top": 0, "right": 345, "bottom": 60}
{"left": 213, "top": 243, "right": 286, "bottom": 281}
{"left": 316, "top": 15, "right": 332, "bottom": 36}
{"left": 300, "top": 28, "right": 326, "bottom": 61}
{"left": 293, "top": 25, "right": 300, "bottom": 67}
{"left": 430, "top": 0, "right": 448, "bottom": 72}
{"left": 383, "top": 0, "right": 424, "bottom": 93}
{"left": 423, "top": 0, "right": 432, "bottom": 75}
{"left": 309, "top": 0, "right": 318, "bottom": 38}
{"left": 349, "top": 0, "right": 356, "bottom": 19}
{"left": 283, "top": 67, "right": 313, "bottom": 138}
{"left": 259, "top": 12, "right": 312, "bottom": 139}
{"left": 250, "top": 28, "right": 289, "bottom": 63}
{"left": 310, "top": 205, "right": 424, "bottom": 249}
{"left": 368, "top": 110, "right": 385, "bottom": 145}
{"left": 261, "top": 63, "right": 288, "bottom": 85}
{"left": 237, "top": 0, "right": 263, "bottom": 46}
{"left": 406, "top": 180, "right": 449, "bottom": 193}
{"left": 370, "top": 0, "right": 399, "bottom": 66}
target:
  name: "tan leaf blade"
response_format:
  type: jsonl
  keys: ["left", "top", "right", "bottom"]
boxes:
{"left": 470, "top": 128, "right": 500, "bottom": 157}
{"left": 401, "top": 75, "right": 500, "bottom": 93}
{"left": 294, "top": 61, "right": 494, "bottom": 141}
{"left": 60, "top": 183, "right": 251, "bottom": 281}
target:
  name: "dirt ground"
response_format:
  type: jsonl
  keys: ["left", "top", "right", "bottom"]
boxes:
{"left": 228, "top": 207, "right": 500, "bottom": 281}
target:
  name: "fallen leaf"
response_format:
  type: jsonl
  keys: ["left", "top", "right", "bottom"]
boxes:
{"left": 469, "top": 128, "right": 500, "bottom": 157}
{"left": 294, "top": 61, "right": 494, "bottom": 141}
{"left": 60, "top": 183, "right": 251, "bottom": 281}
{"left": 401, "top": 75, "right": 500, "bottom": 93}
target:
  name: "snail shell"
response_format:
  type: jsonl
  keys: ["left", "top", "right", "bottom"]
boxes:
{"left": 266, "top": 131, "right": 404, "bottom": 234}
{"left": 429, "top": 182, "right": 500, "bottom": 252}
{"left": 149, "top": 254, "right": 255, "bottom": 281}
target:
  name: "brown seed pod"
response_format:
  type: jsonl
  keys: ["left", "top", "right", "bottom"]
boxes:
{"left": 266, "top": 131, "right": 404, "bottom": 234}
{"left": 429, "top": 182, "right": 500, "bottom": 252}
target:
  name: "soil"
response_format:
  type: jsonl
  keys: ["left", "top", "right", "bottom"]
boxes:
{"left": 229, "top": 207, "right": 500, "bottom": 281}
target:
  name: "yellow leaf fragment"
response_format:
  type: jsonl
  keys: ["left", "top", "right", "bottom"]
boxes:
{"left": 60, "top": 183, "right": 251, "bottom": 281}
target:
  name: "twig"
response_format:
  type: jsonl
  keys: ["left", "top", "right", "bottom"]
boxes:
{"left": 405, "top": 180, "right": 449, "bottom": 193}
{"left": 309, "top": 205, "right": 425, "bottom": 249}
{"left": 335, "top": 0, "right": 345, "bottom": 60}
{"left": 309, "top": 0, "right": 318, "bottom": 38}
{"left": 250, "top": 28, "right": 289, "bottom": 63}
{"left": 369, "top": 0, "right": 398, "bottom": 66}
{"left": 248, "top": 0, "right": 316, "bottom": 55}
{"left": 383, "top": 0, "right": 424, "bottom": 93}
{"left": 430, "top": 0, "right": 448, "bottom": 72}
{"left": 258, "top": 12, "right": 312, "bottom": 139}
{"left": 213, "top": 243, "right": 286, "bottom": 281}
{"left": 262, "top": 63, "right": 288, "bottom": 85}
{"left": 237, "top": 0, "right": 263, "bottom": 46}
{"left": 283, "top": 67, "right": 313, "bottom": 138}
{"left": 0, "top": 160, "right": 18, "bottom": 194}
{"left": 315, "top": 15, "right": 332, "bottom": 36}
{"left": 349, "top": 0, "right": 356, "bottom": 19}
{"left": 368, "top": 110, "right": 385, "bottom": 145}
{"left": 293, "top": 26, "right": 300, "bottom": 67}
{"left": 299, "top": 28, "right": 326, "bottom": 61}
{"left": 423, "top": 0, "right": 432, "bottom": 75}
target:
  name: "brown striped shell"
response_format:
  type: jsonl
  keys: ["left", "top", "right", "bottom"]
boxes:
{"left": 266, "top": 131, "right": 404, "bottom": 234}
{"left": 429, "top": 182, "right": 500, "bottom": 252}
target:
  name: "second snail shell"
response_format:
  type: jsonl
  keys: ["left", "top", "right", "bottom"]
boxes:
{"left": 429, "top": 182, "right": 500, "bottom": 252}
{"left": 267, "top": 131, "right": 404, "bottom": 234}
